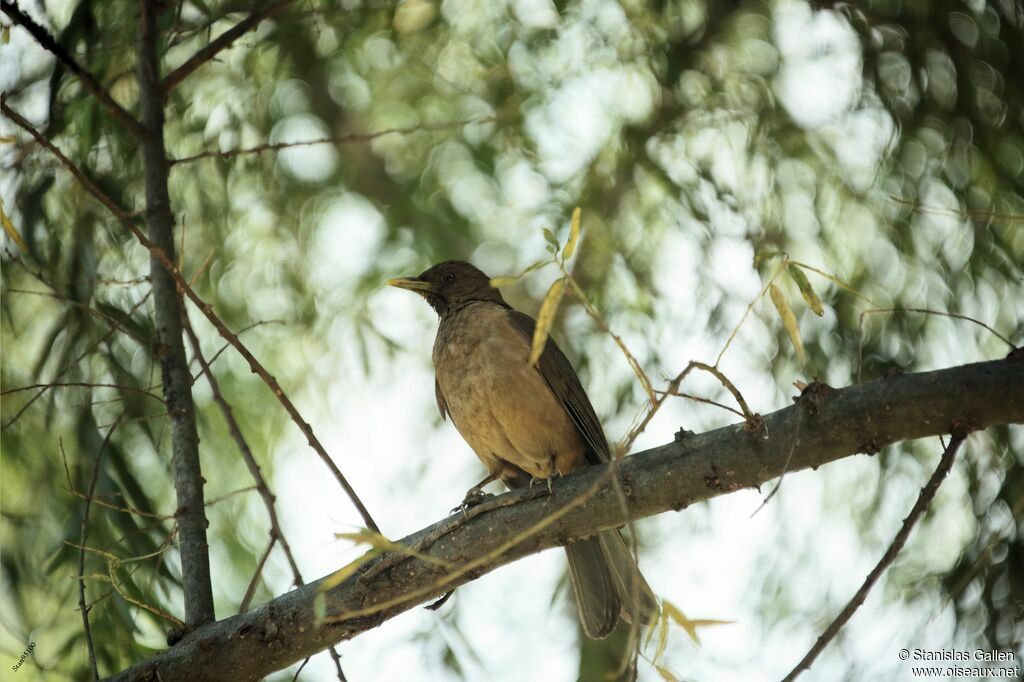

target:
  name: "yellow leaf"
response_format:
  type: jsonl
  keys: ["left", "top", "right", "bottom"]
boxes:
{"left": 788, "top": 264, "right": 824, "bottom": 316}
{"left": 1, "top": 26, "right": 9, "bottom": 45}
{"left": 320, "top": 550, "right": 378, "bottom": 591}
{"left": 335, "top": 529, "right": 450, "bottom": 567}
{"left": 393, "top": 0, "right": 436, "bottom": 33}
{"left": 529, "top": 277, "right": 565, "bottom": 367}
{"left": 0, "top": 135, "right": 17, "bottom": 144}
{"left": 653, "top": 610, "right": 670, "bottom": 664}
{"left": 770, "top": 284, "right": 805, "bottom": 364}
{"left": 520, "top": 259, "right": 550, "bottom": 276}
{"left": 655, "top": 665, "right": 680, "bottom": 682}
{"left": 489, "top": 276, "right": 518, "bottom": 288}
{"left": 662, "top": 598, "right": 733, "bottom": 645}
{"left": 0, "top": 197, "right": 28, "bottom": 252}
{"left": 562, "top": 206, "right": 582, "bottom": 260}
{"left": 644, "top": 609, "right": 660, "bottom": 649}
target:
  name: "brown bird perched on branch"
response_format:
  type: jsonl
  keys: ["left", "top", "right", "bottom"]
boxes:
{"left": 389, "top": 260, "right": 657, "bottom": 639}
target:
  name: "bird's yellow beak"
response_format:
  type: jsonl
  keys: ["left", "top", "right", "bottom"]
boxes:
{"left": 387, "top": 277, "right": 436, "bottom": 293}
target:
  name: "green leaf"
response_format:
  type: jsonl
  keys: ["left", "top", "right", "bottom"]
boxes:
{"left": 542, "top": 227, "right": 559, "bottom": 250}
{"left": 788, "top": 264, "right": 824, "bottom": 316}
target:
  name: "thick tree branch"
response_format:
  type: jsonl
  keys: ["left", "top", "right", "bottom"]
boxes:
{"left": 137, "top": 0, "right": 215, "bottom": 628}
{"left": 0, "top": 0, "right": 143, "bottom": 135}
{"left": 107, "top": 356, "right": 1024, "bottom": 682}
{"left": 162, "top": 0, "right": 295, "bottom": 93}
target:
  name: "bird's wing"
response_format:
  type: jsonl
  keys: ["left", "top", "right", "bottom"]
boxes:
{"left": 435, "top": 378, "right": 449, "bottom": 421}
{"left": 505, "top": 309, "right": 612, "bottom": 464}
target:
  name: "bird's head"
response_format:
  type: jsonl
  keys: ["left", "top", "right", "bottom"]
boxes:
{"left": 388, "top": 260, "right": 505, "bottom": 316}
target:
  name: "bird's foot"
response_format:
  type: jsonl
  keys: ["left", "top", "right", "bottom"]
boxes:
{"left": 452, "top": 487, "right": 494, "bottom": 516}
{"left": 528, "top": 476, "right": 554, "bottom": 495}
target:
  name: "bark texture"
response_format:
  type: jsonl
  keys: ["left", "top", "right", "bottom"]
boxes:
{"left": 108, "top": 356, "right": 1023, "bottom": 681}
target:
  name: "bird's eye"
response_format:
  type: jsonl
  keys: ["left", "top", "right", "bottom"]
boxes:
{"left": 441, "top": 271, "right": 456, "bottom": 284}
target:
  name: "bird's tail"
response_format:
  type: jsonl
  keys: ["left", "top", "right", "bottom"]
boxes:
{"left": 565, "top": 530, "right": 657, "bottom": 639}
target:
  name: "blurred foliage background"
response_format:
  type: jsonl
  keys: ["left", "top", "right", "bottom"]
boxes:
{"left": 1, "top": 0, "right": 1022, "bottom": 680}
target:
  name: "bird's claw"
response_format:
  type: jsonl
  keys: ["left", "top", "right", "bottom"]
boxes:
{"left": 528, "top": 476, "right": 554, "bottom": 495}
{"left": 452, "top": 487, "right": 494, "bottom": 516}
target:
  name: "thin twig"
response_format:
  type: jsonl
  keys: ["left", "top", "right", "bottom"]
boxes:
{"left": 240, "top": 537, "right": 276, "bottom": 613}
{"left": 0, "top": 0, "right": 143, "bottom": 135}
{"left": 77, "top": 411, "right": 127, "bottom": 681}
{"left": 859, "top": 308, "right": 1013, "bottom": 349}
{"left": 750, "top": 408, "right": 803, "bottom": 516}
{"left": 1, "top": 282, "right": 151, "bottom": 430}
{"left": 182, "top": 311, "right": 351, "bottom": 673}
{"left": 687, "top": 361, "right": 754, "bottom": 420}
{"left": 560, "top": 269, "right": 656, "bottom": 407}
{"left": 652, "top": 388, "right": 745, "bottom": 418}
{"left": 162, "top": 0, "right": 295, "bottom": 92}
{"left": 290, "top": 657, "right": 310, "bottom": 682}
{"left": 2, "top": 382, "right": 163, "bottom": 400}
{"left": 182, "top": 312, "right": 303, "bottom": 584}
{"left": 780, "top": 430, "right": 967, "bottom": 682}
{"left": 2, "top": 95, "right": 380, "bottom": 533}
{"left": 169, "top": 117, "right": 497, "bottom": 166}
{"left": 888, "top": 194, "right": 1024, "bottom": 222}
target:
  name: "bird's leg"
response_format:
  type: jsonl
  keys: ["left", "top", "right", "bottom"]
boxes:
{"left": 452, "top": 472, "right": 498, "bottom": 515}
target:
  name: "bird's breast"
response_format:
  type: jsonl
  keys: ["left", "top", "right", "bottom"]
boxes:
{"left": 432, "top": 302, "right": 586, "bottom": 479}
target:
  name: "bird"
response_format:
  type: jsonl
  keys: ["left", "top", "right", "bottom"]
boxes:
{"left": 388, "top": 259, "right": 657, "bottom": 639}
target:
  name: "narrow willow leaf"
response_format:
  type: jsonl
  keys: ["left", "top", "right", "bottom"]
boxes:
{"left": 653, "top": 610, "right": 670, "bottom": 664}
{"left": 320, "top": 550, "right": 378, "bottom": 591}
{"left": 662, "top": 599, "right": 733, "bottom": 645}
{"left": 335, "top": 529, "right": 449, "bottom": 566}
{"left": 0, "top": 197, "right": 27, "bottom": 251}
{"left": 489, "top": 276, "right": 518, "bottom": 288}
{"left": 562, "top": 206, "right": 582, "bottom": 260}
{"left": 529, "top": 277, "right": 565, "bottom": 367}
{"left": 655, "top": 665, "right": 680, "bottom": 682}
{"left": 0, "top": 135, "right": 17, "bottom": 144}
{"left": 770, "top": 284, "right": 805, "bottom": 363}
{"left": 788, "top": 264, "right": 824, "bottom": 316}
{"left": 644, "top": 609, "right": 660, "bottom": 648}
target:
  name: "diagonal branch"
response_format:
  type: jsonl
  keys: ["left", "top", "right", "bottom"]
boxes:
{"left": 1, "top": 95, "right": 380, "bottom": 535}
{"left": 162, "top": 0, "right": 295, "bottom": 93}
{"left": 780, "top": 429, "right": 967, "bottom": 682}
{"left": 0, "top": 0, "right": 143, "bottom": 135}
{"left": 107, "top": 356, "right": 1024, "bottom": 682}
{"left": 78, "top": 411, "right": 128, "bottom": 681}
